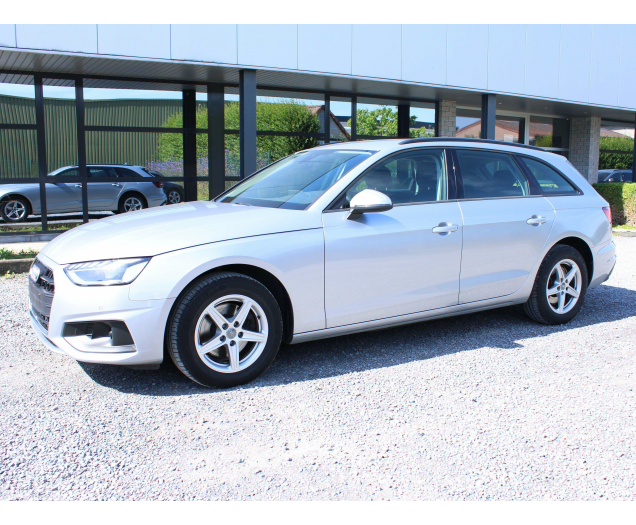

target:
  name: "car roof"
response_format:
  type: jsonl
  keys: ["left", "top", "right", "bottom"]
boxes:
{"left": 316, "top": 137, "right": 545, "bottom": 153}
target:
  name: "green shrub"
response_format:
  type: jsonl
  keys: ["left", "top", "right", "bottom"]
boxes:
{"left": 592, "top": 182, "right": 636, "bottom": 226}
{"left": 158, "top": 100, "right": 320, "bottom": 163}
{"left": 599, "top": 136, "right": 634, "bottom": 170}
{"left": 0, "top": 248, "right": 39, "bottom": 260}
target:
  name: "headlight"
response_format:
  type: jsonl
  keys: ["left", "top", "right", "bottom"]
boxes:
{"left": 64, "top": 258, "right": 150, "bottom": 286}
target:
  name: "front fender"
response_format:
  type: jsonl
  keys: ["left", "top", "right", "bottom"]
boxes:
{"left": 128, "top": 229, "right": 326, "bottom": 334}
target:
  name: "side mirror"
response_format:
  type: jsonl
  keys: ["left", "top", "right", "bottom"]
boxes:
{"left": 347, "top": 189, "right": 393, "bottom": 220}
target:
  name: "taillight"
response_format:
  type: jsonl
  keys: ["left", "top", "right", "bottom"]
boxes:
{"left": 152, "top": 181, "right": 163, "bottom": 188}
{"left": 602, "top": 206, "right": 612, "bottom": 226}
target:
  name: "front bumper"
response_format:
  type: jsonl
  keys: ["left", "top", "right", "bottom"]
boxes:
{"left": 29, "top": 253, "right": 174, "bottom": 365}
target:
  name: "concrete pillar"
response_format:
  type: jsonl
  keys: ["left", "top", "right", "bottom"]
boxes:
{"left": 569, "top": 116, "right": 601, "bottom": 183}
{"left": 436, "top": 100, "right": 457, "bottom": 137}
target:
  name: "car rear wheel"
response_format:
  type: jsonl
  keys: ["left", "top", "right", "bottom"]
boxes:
{"left": 524, "top": 244, "right": 588, "bottom": 325}
{"left": 1, "top": 197, "right": 29, "bottom": 223}
{"left": 118, "top": 194, "right": 147, "bottom": 213}
{"left": 166, "top": 188, "right": 183, "bottom": 204}
{"left": 167, "top": 272, "right": 283, "bottom": 388}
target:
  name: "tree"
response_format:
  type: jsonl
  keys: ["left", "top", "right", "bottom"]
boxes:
{"left": 347, "top": 106, "right": 433, "bottom": 138}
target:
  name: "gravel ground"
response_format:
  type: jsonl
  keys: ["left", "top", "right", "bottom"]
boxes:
{"left": 1, "top": 238, "right": 635, "bottom": 501}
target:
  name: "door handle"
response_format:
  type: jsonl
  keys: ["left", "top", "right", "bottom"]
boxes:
{"left": 432, "top": 223, "right": 459, "bottom": 234}
{"left": 527, "top": 215, "right": 547, "bottom": 226}
{"left": 111, "top": 183, "right": 121, "bottom": 187}
{"left": 74, "top": 184, "right": 82, "bottom": 188}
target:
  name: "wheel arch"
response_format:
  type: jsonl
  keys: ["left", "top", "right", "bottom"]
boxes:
{"left": 0, "top": 193, "right": 33, "bottom": 216}
{"left": 164, "top": 263, "right": 295, "bottom": 347}
{"left": 118, "top": 191, "right": 148, "bottom": 210}
{"left": 552, "top": 236, "right": 594, "bottom": 284}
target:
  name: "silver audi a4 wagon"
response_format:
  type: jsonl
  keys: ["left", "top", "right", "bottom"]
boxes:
{"left": 28, "top": 138, "right": 617, "bottom": 388}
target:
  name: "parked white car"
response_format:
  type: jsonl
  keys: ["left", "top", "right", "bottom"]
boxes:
{"left": 29, "top": 139, "right": 616, "bottom": 388}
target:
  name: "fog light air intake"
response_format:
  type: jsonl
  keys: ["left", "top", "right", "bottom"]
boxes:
{"left": 63, "top": 320, "right": 136, "bottom": 353}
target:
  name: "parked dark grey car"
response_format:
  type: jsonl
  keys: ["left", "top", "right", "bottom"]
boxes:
{"left": 597, "top": 169, "right": 633, "bottom": 183}
{"left": 144, "top": 170, "right": 185, "bottom": 204}
{"left": 0, "top": 165, "right": 168, "bottom": 223}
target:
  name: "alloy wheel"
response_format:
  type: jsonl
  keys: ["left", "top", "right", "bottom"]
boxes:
{"left": 124, "top": 196, "right": 143, "bottom": 212}
{"left": 168, "top": 190, "right": 181, "bottom": 204}
{"left": 194, "top": 294, "right": 269, "bottom": 374}
{"left": 4, "top": 200, "right": 26, "bottom": 221}
{"left": 546, "top": 259, "right": 582, "bottom": 314}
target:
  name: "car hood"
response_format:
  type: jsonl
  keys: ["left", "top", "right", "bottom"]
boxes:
{"left": 41, "top": 201, "right": 322, "bottom": 264}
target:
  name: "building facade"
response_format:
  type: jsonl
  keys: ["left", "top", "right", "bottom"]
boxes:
{"left": 0, "top": 24, "right": 635, "bottom": 230}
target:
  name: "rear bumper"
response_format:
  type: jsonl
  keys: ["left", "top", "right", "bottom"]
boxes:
{"left": 590, "top": 240, "right": 617, "bottom": 289}
{"left": 147, "top": 194, "right": 167, "bottom": 208}
{"left": 29, "top": 253, "right": 174, "bottom": 365}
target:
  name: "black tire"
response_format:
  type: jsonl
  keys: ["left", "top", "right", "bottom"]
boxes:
{"left": 524, "top": 244, "right": 588, "bottom": 325}
{"left": 166, "top": 188, "right": 183, "bottom": 205}
{"left": 167, "top": 272, "right": 283, "bottom": 388}
{"left": 1, "top": 196, "right": 30, "bottom": 223}
{"left": 117, "top": 193, "right": 147, "bottom": 214}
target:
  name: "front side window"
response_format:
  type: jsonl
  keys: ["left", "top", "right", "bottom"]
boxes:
{"left": 519, "top": 157, "right": 578, "bottom": 194}
{"left": 48, "top": 167, "right": 79, "bottom": 177}
{"left": 456, "top": 149, "right": 529, "bottom": 199}
{"left": 218, "top": 149, "right": 375, "bottom": 210}
{"left": 340, "top": 148, "right": 447, "bottom": 207}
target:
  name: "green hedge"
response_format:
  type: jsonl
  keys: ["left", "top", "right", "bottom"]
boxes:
{"left": 592, "top": 183, "right": 636, "bottom": 226}
{"left": 599, "top": 136, "right": 634, "bottom": 170}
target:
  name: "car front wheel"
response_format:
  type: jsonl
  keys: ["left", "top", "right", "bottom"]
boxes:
{"left": 1, "top": 197, "right": 29, "bottom": 223}
{"left": 524, "top": 244, "right": 588, "bottom": 325}
{"left": 167, "top": 272, "right": 283, "bottom": 388}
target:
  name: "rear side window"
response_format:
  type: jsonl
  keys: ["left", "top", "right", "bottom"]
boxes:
{"left": 87, "top": 167, "right": 116, "bottom": 178}
{"left": 519, "top": 157, "right": 578, "bottom": 194}
{"left": 115, "top": 167, "right": 141, "bottom": 178}
{"left": 455, "top": 149, "right": 529, "bottom": 199}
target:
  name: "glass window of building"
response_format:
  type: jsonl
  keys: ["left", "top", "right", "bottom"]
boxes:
{"left": 528, "top": 116, "right": 570, "bottom": 155}
{"left": 355, "top": 99, "right": 400, "bottom": 139}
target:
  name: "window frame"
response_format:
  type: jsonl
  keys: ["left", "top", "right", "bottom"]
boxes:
{"left": 324, "top": 147, "right": 457, "bottom": 212}
{"left": 451, "top": 147, "right": 542, "bottom": 201}
{"left": 513, "top": 153, "right": 583, "bottom": 196}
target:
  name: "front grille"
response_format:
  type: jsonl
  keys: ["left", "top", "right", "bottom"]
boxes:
{"left": 29, "top": 258, "right": 55, "bottom": 333}
{"left": 33, "top": 308, "right": 50, "bottom": 331}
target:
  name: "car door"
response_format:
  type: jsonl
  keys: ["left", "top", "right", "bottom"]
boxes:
{"left": 45, "top": 167, "right": 82, "bottom": 212}
{"left": 453, "top": 148, "right": 555, "bottom": 304}
{"left": 323, "top": 148, "right": 464, "bottom": 328}
{"left": 86, "top": 167, "right": 121, "bottom": 210}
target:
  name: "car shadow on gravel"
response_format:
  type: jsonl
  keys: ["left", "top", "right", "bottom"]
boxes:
{"left": 79, "top": 283, "right": 636, "bottom": 395}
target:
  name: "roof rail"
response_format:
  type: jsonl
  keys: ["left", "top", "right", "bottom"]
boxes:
{"left": 398, "top": 137, "right": 545, "bottom": 152}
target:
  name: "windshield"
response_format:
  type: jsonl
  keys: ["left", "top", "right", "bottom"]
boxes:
{"left": 217, "top": 149, "right": 375, "bottom": 210}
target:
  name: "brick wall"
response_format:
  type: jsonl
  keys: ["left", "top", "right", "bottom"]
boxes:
{"left": 569, "top": 116, "right": 601, "bottom": 183}
{"left": 436, "top": 100, "right": 457, "bottom": 137}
